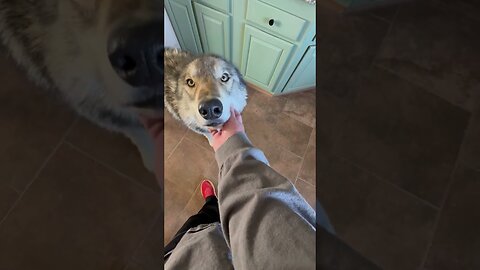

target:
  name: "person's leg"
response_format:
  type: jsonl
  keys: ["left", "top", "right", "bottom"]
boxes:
{"left": 164, "top": 180, "right": 219, "bottom": 256}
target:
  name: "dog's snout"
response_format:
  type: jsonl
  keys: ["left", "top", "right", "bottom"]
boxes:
{"left": 108, "top": 20, "right": 163, "bottom": 88}
{"left": 198, "top": 99, "right": 223, "bottom": 120}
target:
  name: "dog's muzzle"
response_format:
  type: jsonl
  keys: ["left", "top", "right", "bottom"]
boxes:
{"left": 107, "top": 20, "right": 163, "bottom": 89}
{"left": 107, "top": 19, "right": 164, "bottom": 110}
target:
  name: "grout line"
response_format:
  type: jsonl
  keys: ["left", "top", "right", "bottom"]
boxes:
{"left": 183, "top": 135, "right": 214, "bottom": 152}
{"left": 276, "top": 144, "right": 304, "bottom": 160}
{"left": 297, "top": 177, "right": 315, "bottom": 188}
{"left": 375, "top": 64, "right": 471, "bottom": 113}
{"left": 64, "top": 141, "right": 159, "bottom": 195}
{"left": 0, "top": 117, "right": 78, "bottom": 227}
{"left": 294, "top": 127, "right": 315, "bottom": 184}
{"left": 280, "top": 110, "right": 315, "bottom": 129}
{"left": 181, "top": 183, "right": 201, "bottom": 215}
{"left": 123, "top": 208, "right": 163, "bottom": 270}
{"left": 371, "top": 5, "right": 399, "bottom": 65}
{"left": 294, "top": 156, "right": 306, "bottom": 183}
{"left": 333, "top": 153, "right": 441, "bottom": 211}
{"left": 166, "top": 130, "right": 187, "bottom": 161}
{"left": 418, "top": 106, "right": 476, "bottom": 268}
{"left": 8, "top": 184, "right": 21, "bottom": 196}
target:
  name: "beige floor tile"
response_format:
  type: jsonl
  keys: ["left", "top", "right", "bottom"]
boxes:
{"left": 309, "top": 129, "right": 316, "bottom": 147}
{"left": 130, "top": 215, "right": 163, "bottom": 269}
{"left": 246, "top": 87, "right": 287, "bottom": 122}
{"left": 0, "top": 144, "right": 160, "bottom": 269}
{"left": 283, "top": 90, "right": 316, "bottom": 127}
{"left": 182, "top": 183, "right": 205, "bottom": 218}
{"left": 0, "top": 186, "right": 18, "bottom": 222}
{"left": 184, "top": 130, "right": 213, "bottom": 151}
{"left": 164, "top": 177, "right": 195, "bottom": 245}
{"left": 262, "top": 143, "right": 303, "bottom": 182}
{"left": 272, "top": 113, "right": 313, "bottom": 156}
{"left": 66, "top": 118, "right": 158, "bottom": 192}
{"left": 164, "top": 113, "right": 187, "bottom": 158}
{"left": 0, "top": 53, "right": 76, "bottom": 193}
{"left": 165, "top": 139, "right": 216, "bottom": 192}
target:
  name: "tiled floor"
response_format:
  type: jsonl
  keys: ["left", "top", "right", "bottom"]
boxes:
{"left": 164, "top": 88, "right": 317, "bottom": 245}
{"left": 0, "top": 51, "right": 161, "bottom": 269}
{"left": 317, "top": 0, "right": 480, "bottom": 269}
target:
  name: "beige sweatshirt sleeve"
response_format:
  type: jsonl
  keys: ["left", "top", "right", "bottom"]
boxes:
{"left": 215, "top": 132, "right": 316, "bottom": 270}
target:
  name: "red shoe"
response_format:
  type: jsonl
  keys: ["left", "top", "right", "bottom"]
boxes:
{"left": 201, "top": 179, "right": 217, "bottom": 200}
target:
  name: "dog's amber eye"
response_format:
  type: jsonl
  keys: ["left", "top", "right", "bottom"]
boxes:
{"left": 221, "top": 73, "right": 230, "bottom": 82}
{"left": 186, "top": 79, "right": 195, "bottom": 87}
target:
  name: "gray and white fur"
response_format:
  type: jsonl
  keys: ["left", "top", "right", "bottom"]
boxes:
{"left": 0, "top": 0, "right": 163, "bottom": 170}
{"left": 164, "top": 48, "right": 247, "bottom": 144}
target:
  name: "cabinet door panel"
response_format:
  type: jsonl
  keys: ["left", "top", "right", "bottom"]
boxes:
{"left": 282, "top": 45, "right": 316, "bottom": 94}
{"left": 240, "top": 25, "right": 294, "bottom": 92}
{"left": 194, "top": 3, "right": 231, "bottom": 60}
{"left": 198, "top": 0, "right": 231, "bottom": 13}
{"left": 167, "top": 0, "right": 202, "bottom": 53}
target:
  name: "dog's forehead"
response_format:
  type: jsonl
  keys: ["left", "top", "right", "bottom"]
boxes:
{"left": 187, "top": 57, "right": 229, "bottom": 77}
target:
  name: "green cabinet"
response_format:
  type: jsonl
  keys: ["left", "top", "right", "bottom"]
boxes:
{"left": 282, "top": 45, "right": 316, "bottom": 94}
{"left": 240, "top": 25, "right": 294, "bottom": 92}
{"left": 165, "top": 0, "right": 203, "bottom": 54}
{"left": 193, "top": 2, "right": 231, "bottom": 60}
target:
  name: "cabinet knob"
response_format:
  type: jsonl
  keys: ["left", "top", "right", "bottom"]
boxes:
{"left": 268, "top": 19, "right": 275, "bottom": 26}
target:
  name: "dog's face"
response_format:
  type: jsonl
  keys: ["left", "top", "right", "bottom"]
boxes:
{"left": 175, "top": 56, "right": 247, "bottom": 131}
{"left": 42, "top": 0, "right": 163, "bottom": 120}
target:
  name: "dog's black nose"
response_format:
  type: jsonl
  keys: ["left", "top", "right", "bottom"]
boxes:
{"left": 199, "top": 99, "right": 223, "bottom": 120}
{"left": 108, "top": 20, "right": 163, "bottom": 88}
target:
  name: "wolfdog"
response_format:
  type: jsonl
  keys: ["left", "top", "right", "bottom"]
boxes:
{"left": 164, "top": 48, "right": 247, "bottom": 144}
{"left": 0, "top": 0, "right": 163, "bottom": 170}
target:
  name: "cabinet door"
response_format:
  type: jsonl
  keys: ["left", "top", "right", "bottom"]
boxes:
{"left": 282, "top": 45, "right": 316, "bottom": 94}
{"left": 193, "top": 2, "right": 231, "bottom": 60}
{"left": 240, "top": 25, "right": 294, "bottom": 93}
{"left": 165, "top": 0, "right": 202, "bottom": 54}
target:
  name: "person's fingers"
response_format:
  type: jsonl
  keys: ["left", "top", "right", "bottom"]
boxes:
{"left": 233, "top": 109, "right": 240, "bottom": 118}
{"left": 231, "top": 108, "right": 243, "bottom": 124}
{"left": 222, "top": 111, "right": 236, "bottom": 129}
{"left": 212, "top": 130, "right": 222, "bottom": 139}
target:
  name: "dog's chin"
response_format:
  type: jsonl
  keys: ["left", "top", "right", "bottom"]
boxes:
{"left": 204, "top": 121, "right": 225, "bottom": 131}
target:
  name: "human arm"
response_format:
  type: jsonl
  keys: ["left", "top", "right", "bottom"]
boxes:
{"left": 211, "top": 110, "right": 316, "bottom": 269}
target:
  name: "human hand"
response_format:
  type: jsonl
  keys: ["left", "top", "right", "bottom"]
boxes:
{"left": 210, "top": 107, "right": 245, "bottom": 152}
{"left": 139, "top": 116, "right": 164, "bottom": 185}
